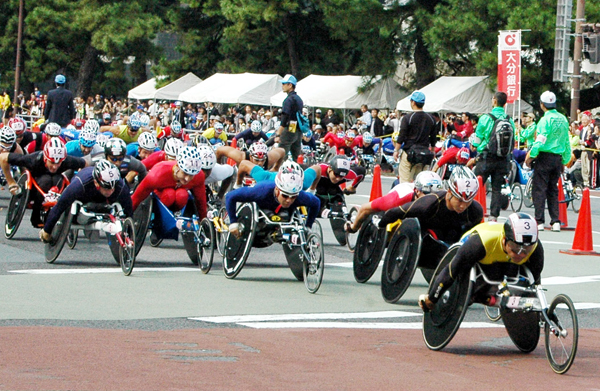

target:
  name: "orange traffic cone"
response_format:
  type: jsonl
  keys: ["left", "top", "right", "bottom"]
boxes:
{"left": 227, "top": 138, "right": 237, "bottom": 166}
{"left": 369, "top": 165, "right": 382, "bottom": 201}
{"left": 557, "top": 176, "right": 574, "bottom": 230}
{"left": 560, "top": 188, "right": 600, "bottom": 256}
{"left": 297, "top": 154, "right": 304, "bottom": 164}
{"left": 477, "top": 176, "right": 488, "bottom": 220}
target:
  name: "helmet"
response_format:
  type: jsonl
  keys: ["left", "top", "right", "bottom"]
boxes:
{"left": 345, "top": 130, "right": 356, "bottom": 141}
{"left": 197, "top": 144, "right": 217, "bottom": 170}
{"left": 139, "top": 114, "right": 150, "bottom": 128}
{"left": 103, "top": 112, "right": 111, "bottom": 121}
{"left": 456, "top": 147, "right": 471, "bottom": 165}
{"left": 275, "top": 160, "right": 304, "bottom": 196}
{"left": 127, "top": 115, "right": 142, "bottom": 131}
{"left": 363, "top": 132, "right": 373, "bottom": 144}
{"left": 74, "top": 119, "right": 84, "bottom": 129}
{"left": 84, "top": 120, "right": 100, "bottom": 134}
{"left": 79, "top": 128, "right": 97, "bottom": 148}
{"left": 171, "top": 120, "right": 182, "bottom": 136}
{"left": 214, "top": 122, "right": 224, "bottom": 134}
{"left": 8, "top": 117, "right": 27, "bottom": 135}
{"left": 303, "top": 129, "right": 313, "bottom": 138}
{"left": 0, "top": 126, "right": 16, "bottom": 145}
{"left": 191, "top": 134, "right": 210, "bottom": 147}
{"left": 504, "top": 212, "right": 538, "bottom": 246}
{"left": 93, "top": 159, "right": 121, "bottom": 189}
{"left": 249, "top": 141, "right": 268, "bottom": 160}
{"left": 448, "top": 166, "right": 479, "bottom": 202}
{"left": 177, "top": 145, "right": 202, "bottom": 175}
{"left": 414, "top": 171, "right": 443, "bottom": 194}
{"left": 45, "top": 122, "right": 62, "bottom": 137}
{"left": 250, "top": 120, "right": 262, "bottom": 133}
{"left": 164, "top": 138, "right": 183, "bottom": 159}
{"left": 104, "top": 138, "right": 127, "bottom": 159}
{"left": 43, "top": 138, "right": 67, "bottom": 164}
{"left": 96, "top": 134, "right": 111, "bottom": 148}
{"left": 66, "top": 124, "right": 76, "bottom": 131}
{"left": 336, "top": 131, "right": 346, "bottom": 138}
{"left": 137, "top": 132, "right": 158, "bottom": 151}
{"left": 329, "top": 156, "right": 351, "bottom": 178}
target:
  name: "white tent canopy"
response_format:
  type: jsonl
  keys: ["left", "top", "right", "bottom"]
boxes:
{"left": 128, "top": 77, "right": 160, "bottom": 100}
{"left": 154, "top": 72, "right": 202, "bottom": 101}
{"left": 396, "top": 76, "right": 533, "bottom": 114}
{"left": 270, "top": 74, "right": 406, "bottom": 109}
{"left": 178, "top": 73, "right": 282, "bottom": 105}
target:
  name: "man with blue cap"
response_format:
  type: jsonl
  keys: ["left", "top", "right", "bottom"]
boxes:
{"left": 393, "top": 90, "right": 437, "bottom": 183}
{"left": 43, "top": 74, "right": 75, "bottom": 128}
{"left": 274, "top": 74, "right": 304, "bottom": 160}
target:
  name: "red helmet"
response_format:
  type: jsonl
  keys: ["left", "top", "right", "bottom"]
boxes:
{"left": 43, "top": 138, "right": 67, "bottom": 164}
{"left": 8, "top": 117, "right": 27, "bottom": 135}
{"left": 456, "top": 147, "right": 470, "bottom": 165}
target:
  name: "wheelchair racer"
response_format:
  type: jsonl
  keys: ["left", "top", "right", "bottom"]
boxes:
{"left": 419, "top": 212, "right": 543, "bottom": 312}
{"left": 226, "top": 161, "right": 320, "bottom": 238}
{"left": 0, "top": 138, "right": 87, "bottom": 227}
{"left": 125, "top": 132, "right": 160, "bottom": 161}
{"left": 131, "top": 146, "right": 207, "bottom": 220}
{"left": 378, "top": 166, "right": 484, "bottom": 245}
{"left": 234, "top": 120, "right": 268, "bottom": 147}
{"left": 197, "top": 144, "right": 235, "bottom": 202}
{"left": 219, "top": 140, "right": 286, "bottom": 186}
{"left": 85, "top": 138, "right": 147, "bottom": 186}
{"left": 316, "top": 156, "right": 366, "bottom": 207}
{"left": 7, "top": 117, "right": 37, "bottom": 151}
{"left": 202, "top": 122, "right": 228, "bottom": 146}
{"left": 26, "top": 122, "right": 65, "bottom": 154}
{"left": 65, "top": 126, "right": 102, "bottom": 157}
{"left": 346, "top": 170, "right": 443, "bottom": 233}
{"left": 0, "top": 125, "right": 24, "bottom": 154}
{"left": 100, "top": 114, "right": 142, "bottom": 144}
{"left": 39, "top": 159, "right": 133, "bottom": 243}
{"left": 235, "top": 158, "right": 321, "bottom": 194}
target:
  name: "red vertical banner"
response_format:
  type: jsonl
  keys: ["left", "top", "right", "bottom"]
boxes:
{"left": 498, "top": 31, "right": 521, "bottom": 103}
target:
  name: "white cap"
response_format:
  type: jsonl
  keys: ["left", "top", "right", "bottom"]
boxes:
{"left": 540, "top": 91, "right": 556, "bottom": 108}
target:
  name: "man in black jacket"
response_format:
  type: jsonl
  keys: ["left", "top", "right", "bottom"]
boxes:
{"left": 43, "top": 75, "right": 75, "bottom": 128}
{"left": 370, "top": 108, "right": 384, "bottom": 137}
{"left": 274, "top": 74, "right": 303, "bottom": 161}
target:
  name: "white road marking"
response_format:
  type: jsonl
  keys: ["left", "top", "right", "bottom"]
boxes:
{"left": 9, "top": 267, "right": 198, "bottom": 275}
{"left": 191, "top": 311, "right": 419, "bottom": 323}
{"left": 541, "top": 276, "right": 600, "bottom": 285}
{"left": 536, "top": 240, "right": 600, "bottom": 248}
{"left": 236, "top": 321, "right": 503, "bottom": 329}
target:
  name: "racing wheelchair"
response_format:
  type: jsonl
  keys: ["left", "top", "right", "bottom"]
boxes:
{"left": 44, "top": 201, "right": 136, "bottom": 275}
{"left": 5, "top": 170, "right": 70, "bottom": 239}
{"left": 223, "top": 202, "right": 325, "bottom": 293}
{"left": 132, "top": 192, "right": 214, "bottom": 270}
{"left": 317, "top": 194, "right": 358, "bottom": 249}
{"left": 423, "top": 243, "right": 578, "bottom": 375}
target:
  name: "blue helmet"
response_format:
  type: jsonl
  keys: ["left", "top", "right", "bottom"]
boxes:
{"left": 79, "top": 128, "right": 97, "bottom": 148}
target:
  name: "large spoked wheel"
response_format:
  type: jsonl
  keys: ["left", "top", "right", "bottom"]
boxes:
{"left": 4, "top": 174, "right": 30, "bottom": 239}
{"left": 44, "top": 211, "right": 73, "bottom": 263}
{"left": 423, "top": 244, "right": 473, "bottom": 350}
{"left": 523, "top": 178, "right": 533, "bottom": 208}
{"left": 353, "top": 214, "right": 386, "bottom": 283}
{"left": 223, "top": 203, "right": 256, "bottom": 279}
{"left": 215, "top": 207, "right": 229, "bottom": 257}
{"left": 380, "top": 218, "right": 422, "bottom": 303}
{"left": 181, "top": 200, "right": 201, "bottom": 265}
{"left": 510, "top": 183, "right": 523, "bottom": 212}
{"left": 66, "top": 229, "right": 78, "bottom": 249}
{"left": 571, "top": 186, "right": 582, "bottom": 213}
{"left": 133, "top": 196, "right": 153, "bottom": 256}
{"left": 501, "top": 308, "right": 540, "bottom": 353}
{"left": 304, "top": 233, "right": 325, "bottom": 293}
{"left": 311, "top": 219, "right": 323, "bottom": 239}
{"left": 545, "top": 294, "right": 578, "bottom": 374}
{"left": 119, "top": 217, "right": 136, "bottom": 276}
{"left": 323, "top": 146, "right": 337, "bottom": 163}
{"left": 330, "top": 216, "right": 347, "bottom": 246}
{"left": 282, "top": 242, "right": 304, "bottom": 281}
{"left": 345, "top": 207, "right": 359, "bottom": 252}
{"left": 198, "top": 218, "right": 215, "bottom": 274}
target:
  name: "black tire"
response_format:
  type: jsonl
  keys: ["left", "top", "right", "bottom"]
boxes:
{"left": 44, "top": 211, "right": 73, "bottom": 263}
{"left": 501, "top": 309, "right": 540, "bottom": 353}
{"left": 571, "top": 186, "right": 582, "bottom": 213}
{"left": 353, "top": 215, "right": 386, "bottom": 283}
{"left": 311, "top": 219, "right": 323, "bottom": 239}
{"left": 216, "top": 207, "right": 229, "bottom": 257}
{"left": 423, "top": 244, "right": 473, "bottom": 351}
{"left": 282, "top": 242, "right": 304, "bottom": 281}
{"left": 223, "top": 203, "right": 256, "bottom": 279}
{"left": 133, "top": 196, "right": 153, "bottom": 256}
{"left": 484, "top": 306, "right": 502, "bottom": 322}
{"left": 119, "top": 217, "right": 136, "bottom": 276}
{"left": 66, "top": 229, "right": 78, "bottom": 249}
{"left": 330, "top": 217, "right": 347, "bottom": 246}
{"left": 380, "top": 218, "right": 422, "bottom": 303}
{"left": 149, "top": 231, "right": 163, "bottom": 247}
{"left": 182, "top": 199, "right": 201, "bottom": 265}
{"left": 304, "top": 233, "right": 325, "bottom": 294}
{"left": 346, "top": 207, "right": 359, "bottom": 252}
{"left": 510, "top": 183, "right": 523, "bottom": 212}
{"left": 523, "top": 177, "right": 533, "bottom": 208}
{"left": 4, "top": 174, "right": 29, "bottom": 239}
{"left": 545, "top": 294, "right": 578, "bottom": 374}
{"left": 199, "top": 218, "right": 215, "bottom": 274}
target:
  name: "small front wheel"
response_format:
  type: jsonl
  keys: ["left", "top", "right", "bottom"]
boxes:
{"left": 119, "top": 217, "right": 136, "bottom": 276}
{"left": 303, "top": 233, "right": 324, "bottom": 294}
{"left": 484, "top": 306, "right": 501, "bottom": 322}
{"left": 510, "top": 183, "right": 523, "bottom": 212}
{"left": 545, "top": 294, "right": 578, "bottom": 374}
{"left": 198, "top": 218, "right": 215, "bottom": 274}
{"left": 346, "top": 207, "right": 359, "bottom": 252}
{"left": 571, "top": 186, "right": 582, "bottom": 213}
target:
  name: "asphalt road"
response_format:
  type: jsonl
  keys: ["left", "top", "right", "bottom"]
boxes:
{"left": 0, "top": 177, "right": 599, "bottom": 389}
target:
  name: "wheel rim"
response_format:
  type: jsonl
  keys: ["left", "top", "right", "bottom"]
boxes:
{"left": 120, "top": 219, "right": 135, "bottom": 275}
{"left": 545, "top": 295, "right": 578, "bottom": 374}
{"left": 198, "top": 219, "right": 214, "bottom": 273}
{"left": 385, "top": 236, "right": 410, "bottom": 284}
{"left": 304, "top": 234, "right": 324, "bottom": 293}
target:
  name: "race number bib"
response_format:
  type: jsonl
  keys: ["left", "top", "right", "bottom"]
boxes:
{"left": 456, "top": 178, "right": 474, "bottom": 194}
{"left": 535, "top": 134, "right": 547, "bottom": 145}
{"left": 100, "top": 166, "right": 120, "bottom": 183}
{"left": 288, "top": 120, "right": 297, "bottom": 133}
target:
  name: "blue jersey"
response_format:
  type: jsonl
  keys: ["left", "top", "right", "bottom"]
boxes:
{"left": 61, "top": 129, "right": 80, "bottom": 142}
{"left": 126, "top": 142, "right": 160, "bottom": 158}
{"left": 382, "top": 138, "right": 395, "bottom": 155}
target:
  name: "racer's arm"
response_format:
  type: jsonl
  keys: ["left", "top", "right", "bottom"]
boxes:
{"left": 307, "top": 165, "right": 321, "bottom": 192}
{"left": 0, "top": 152, "right": 18, "bottom": 190}
{"left": 225, "top": 185, "right": 266, "bottom": 223}
{"left": 295, "top": 192, "right": 320, "bottom": 228}
{"left": 267, "top": 147, "right": 286, "bottom": 170}
{"left": 131, "top": 172, "right": 161, "bottom": 211}
{"left": 142, "top": 150, "right": 165, "bottom": 170}
{"left": 378, "top": 192, "right": 438, "bottom": 227}
{"left": 114, "top": 181, "right": 133, "bottom": 218}
{"left": 100, "top": 125, "right": 121, "bottom": 136}
{"left": 191, "top": 173, "right": 208, "bottom": 219}
{"left": 43, "top": 176, "right": 85, "bottom": 233}
{"left": 127, "top": 157, "right": 148, "bottom": 183}
{"left": 216, "top": 146, "right": 244, "bottom": 164}
{"left": 345, "top": 165, "right": 366, "bottom": 190}
{"left": 234, "top": 129, "right": 250, "bottom": 141}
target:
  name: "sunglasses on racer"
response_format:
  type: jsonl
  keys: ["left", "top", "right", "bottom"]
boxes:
{"left": 506, "top": 240, "right": 535, "bottom": 255}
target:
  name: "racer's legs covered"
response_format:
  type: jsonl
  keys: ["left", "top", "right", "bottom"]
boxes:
{"left": 155, "top": 188, "right": 189, "bottom": 212}
{"left": 31, "top": 174, "right": 65, "bottom": 227}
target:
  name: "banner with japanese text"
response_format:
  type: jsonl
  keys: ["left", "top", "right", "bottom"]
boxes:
{"left": 498, "top": 31, "right": 521, "bottom": 103}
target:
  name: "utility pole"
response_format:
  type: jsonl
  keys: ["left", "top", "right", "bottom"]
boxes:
{"left": 13, "top": 0, "right": 24, "bottom": 105}
{"left": 570, "top": 0, "right": 585, "bottom": 121}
